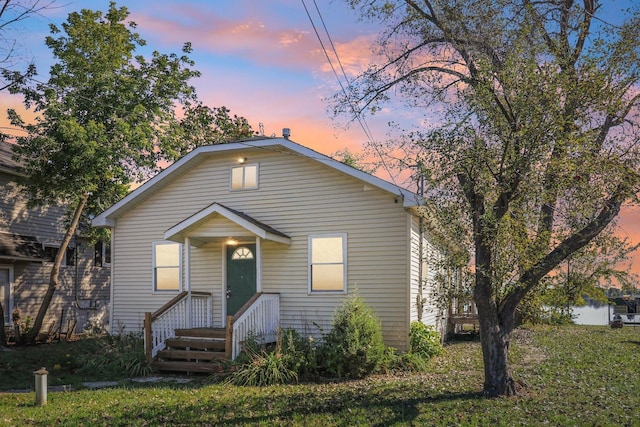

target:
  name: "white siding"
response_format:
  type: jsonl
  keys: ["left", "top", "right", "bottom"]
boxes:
{"left": 111, "top": 148, "right": 412, "bottom": 349}
{"left": 409, "top": 216, "right": 447, "bottom": 336}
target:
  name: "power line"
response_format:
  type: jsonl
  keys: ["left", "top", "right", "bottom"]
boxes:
{"left": 300, "top": 0, "right": 399, "bottom": 187}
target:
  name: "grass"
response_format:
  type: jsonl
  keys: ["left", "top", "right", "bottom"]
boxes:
{"left": 0, "top": 337, "right": 128, "bottom": 390}
{"left": 1, "top": 325, "right": 639, "bottom": 426}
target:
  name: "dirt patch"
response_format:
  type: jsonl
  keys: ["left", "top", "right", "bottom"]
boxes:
{"left": 512, "top": 328, "right": 546, "bottom": 366}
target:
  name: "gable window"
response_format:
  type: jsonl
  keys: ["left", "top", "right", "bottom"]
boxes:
{"left": 231, "top": 164, "right": 258, "bottom": 190}
{"left": 94, "top": 241, "right": 111, "bottom": 267}
{"left": 153, "top": 241, "right": 182, "bottom": 292}
{"left": 309, "top": 234, "right": 346, "bottom": 293}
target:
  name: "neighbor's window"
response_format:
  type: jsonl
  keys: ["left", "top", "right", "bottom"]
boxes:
{"left": 94, "top": 240, "right": 111, "bottom": 267}
{"left": 309, "top": 234, "right": 346, "bottom": 292}
{"left": 43, "top": 245, "right": 75, "bottom": 266}
{"left": 231, "top": 164, "right": 258, "bottom": 190}
{"left": 153, "top": 241, "right": 182, "bottom": 292}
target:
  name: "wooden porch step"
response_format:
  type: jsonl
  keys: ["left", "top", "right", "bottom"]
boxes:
{"left": 175, "top": 328, "right": 226, "bottom": 339}
{"left": 165, "top": 337, "right": 226, "bottom": 351}
{"left": 152, "top": 360, "right": 224, "bottom": 374}
{"left": 157, "top": 349, "right": 226, "bottom": 361}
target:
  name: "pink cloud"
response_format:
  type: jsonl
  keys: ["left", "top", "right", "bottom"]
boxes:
{"left": 129, "top": 7, "right": 326, "bottom": 72}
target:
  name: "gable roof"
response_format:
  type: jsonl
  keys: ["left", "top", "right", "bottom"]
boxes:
{"left": 164, "top": 202, "right": 291, "bottom": 245}
{"left": 92, "top": 138, "right": 421, "bottom": 227}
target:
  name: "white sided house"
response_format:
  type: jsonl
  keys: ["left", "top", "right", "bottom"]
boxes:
{"left": 92, "top": 137, "right": 455, "bottom": 372}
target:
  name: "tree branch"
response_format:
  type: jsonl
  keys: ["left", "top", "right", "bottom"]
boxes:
{"left": 500, "top": 186, "right": 631, "bottom": 315}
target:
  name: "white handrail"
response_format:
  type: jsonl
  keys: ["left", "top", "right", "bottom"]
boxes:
{"left": 231, "top": 293, "right": 280, "bottom": 359}
{"left": 146, "top": 292, "right": 212, "bottom": 359}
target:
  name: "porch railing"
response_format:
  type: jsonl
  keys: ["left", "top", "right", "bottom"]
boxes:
{"left": 226, "top": 293, "right": 280, "bottom": 359}
{"left": 144, "top": 291, "right": 212, "bottom": 361}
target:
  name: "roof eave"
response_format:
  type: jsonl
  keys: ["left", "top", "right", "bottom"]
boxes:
{"left": 92, "top": 138, "right": 419, "bottom": 223}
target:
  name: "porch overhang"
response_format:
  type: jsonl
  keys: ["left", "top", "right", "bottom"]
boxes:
{"left": 0, "top": 231, "right": 43, "bottom": 262}
{"left": 164, "top": 202, "right": 291, "bottom": 246}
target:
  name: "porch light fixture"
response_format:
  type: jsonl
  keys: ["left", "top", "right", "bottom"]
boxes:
{"left": 238, "top": 157, "right": 247, "bottom": 164}
{"left": 226, "top": 238, "right": 239, "bottom": 246}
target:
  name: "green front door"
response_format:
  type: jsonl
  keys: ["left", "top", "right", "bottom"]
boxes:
{"left": 226, "top": 244, "right": 257, "bottom": 316}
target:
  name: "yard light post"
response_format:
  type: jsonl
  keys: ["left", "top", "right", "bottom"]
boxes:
{"left": 33, "top": 367, "right": 48, "bottom": 406}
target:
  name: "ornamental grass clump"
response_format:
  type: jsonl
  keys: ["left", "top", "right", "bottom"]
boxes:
{"left": 318, "top": 294, "right": 386, "bottom": 379}
{"left": 227, "top": 330, "right": 300, "bottom": 386}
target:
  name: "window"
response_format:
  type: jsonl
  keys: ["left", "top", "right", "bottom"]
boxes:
{"left": 231, "top": 164, "right": 258, "bottom": 190}
{"left": 94, "top": 241, "right": 111, "bottom": 267}
{"left": 153, "top": 241, "right": 182, "bottom": 292}
{"left": 309, "top": 234, "right": 346, "bottom": 292}
{"left": 43, "top": 245, "right": 75, "bottom": 266}
{"left": 231, "top": 246, "right": 254, "bottom": 260}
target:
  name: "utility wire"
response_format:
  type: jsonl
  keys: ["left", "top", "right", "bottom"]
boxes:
{"left": 301, "top": 0, "right": 400, "bottom": 188}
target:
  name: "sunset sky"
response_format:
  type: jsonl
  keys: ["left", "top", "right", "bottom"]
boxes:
{"left": 2, "top": 0, "right": 392, "bottom": 164}
{"left": 2, "top": 0, "right": 639, "bottom": 276}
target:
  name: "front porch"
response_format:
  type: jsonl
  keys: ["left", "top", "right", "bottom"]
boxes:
{"left": 144, "top": 291, "right": 280, "bottom": 372}
{"left": 144, "top": 202, "right": 290, "bottom": 372}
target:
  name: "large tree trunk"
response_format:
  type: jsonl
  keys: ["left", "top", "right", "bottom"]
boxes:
{"left": 25, "top": 193, "right": 89, "bottom": 344}
{"left": 474, "top": 272, "right": 518, "bottom": 397}
{"left": 476, "top": 308, "right": 516, "bottom": 396}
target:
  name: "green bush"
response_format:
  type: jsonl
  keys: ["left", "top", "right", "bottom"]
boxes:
{"left": 227, "top": 330, "right": 301, "bottom": 386}
{"left": 389, "top": 350, "right": 431, "bottom": 372}
{"left": 279, "top": 328, "right": 318, "bottom": 381}
{"left": 318, "top": 294, "right": 386, "bottom": 379}
{"left": 409, "top": 322, "right": 443, "bottom": 359}
{"left": 78, "top": 333, "right": 153, "bottom": 378}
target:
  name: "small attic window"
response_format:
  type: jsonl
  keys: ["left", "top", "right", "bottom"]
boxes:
{"left": 231, "top": 164, "right": 258, "bottom": 190}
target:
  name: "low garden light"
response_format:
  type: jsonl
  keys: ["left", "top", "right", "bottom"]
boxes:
{"left": 33, "top": 367, "right": 48, "bottom": 406}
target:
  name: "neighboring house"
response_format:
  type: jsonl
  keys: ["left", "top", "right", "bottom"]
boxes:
{"left": 0, "top": 141, "right": 110, "bottom": 337}
{"left": 92, "top": 136, "right": 459, "bottom": 368}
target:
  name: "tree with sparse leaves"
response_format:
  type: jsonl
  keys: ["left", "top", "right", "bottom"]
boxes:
{"left": 0, "top": 0, "right": 57, "bottom": 91}
{"left": 6, "top": 2, "right": 253, "bottom": 343}
{"left": 337, "top": 0, "right": 640, "bottom": 396}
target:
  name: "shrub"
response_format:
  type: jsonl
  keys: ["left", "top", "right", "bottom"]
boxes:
{"left": 409, "top": 321, "right": 443, "bottom": 359}
{"left": 78, "top": 333, "right": 153, "bottom": 377}
{"left": 227, "top": 330, "right": 299, "bottom": 386}
{"left": 318, "top": 294, "right": 386, "bottom": 379}
{"left": 279, "top": 328, "right": 318, "bottom": 381}
{"left": 389, "top": 351, "right": 431, "bottom": 372}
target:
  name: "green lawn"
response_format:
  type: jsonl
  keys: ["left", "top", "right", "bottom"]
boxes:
{"left": 1, "top": 325, "right": 639, "bottom": 426}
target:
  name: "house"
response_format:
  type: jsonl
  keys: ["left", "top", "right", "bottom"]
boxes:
{"left": 92, "top": 136, "right": 458, "bottom": 370}
{"left": 0, "top": 141, "right": 110, "bottom": 339}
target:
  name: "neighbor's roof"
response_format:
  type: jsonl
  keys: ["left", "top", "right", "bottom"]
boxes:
{"left": 92, "top": 138, "right": 421, "bottom": 227}
{"left": 0, "top": 231, "right": 43, "bottom": 262}
{"left": 0, "top": 141, "right": 21, "bottom": 176}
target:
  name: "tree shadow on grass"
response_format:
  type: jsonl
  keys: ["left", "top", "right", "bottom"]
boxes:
{"left": 49, "top": 383, "right": 485, "bottom": 426}
{"left": 622, "top": 340, "right": 640, "bottom": 346}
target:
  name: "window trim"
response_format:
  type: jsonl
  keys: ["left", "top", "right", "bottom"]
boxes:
{"left": 152, "top": 241, "right": 182, "bottom": 293}
{"left": 308, "top": 233, "right": 347, "bottom": 294}
{"left": 230, "top": 163, "right": 259, "bottom": 191}
{"left": 94, "top": 240, "right": 111, "bottom": 267}
{"left": 0, "top": 265, "right": 14, "bottom": 325}
{"left": 42, "top": 244, "right": 75, "bottom": 266}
